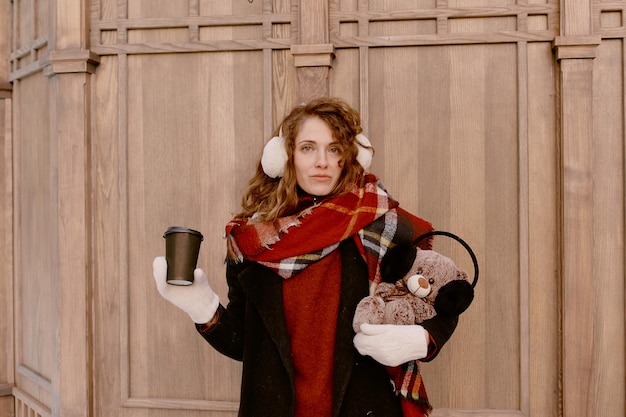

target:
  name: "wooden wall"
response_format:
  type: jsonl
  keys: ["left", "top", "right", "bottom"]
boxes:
{"left": 0, "top": 0, "right": 13, "bottom": 415}
{"left": 1, "top": 0, "right": 624, "bottom": 417}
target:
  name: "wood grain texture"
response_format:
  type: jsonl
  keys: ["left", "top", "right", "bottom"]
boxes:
{"left": 558, "top": 57, "right": 596, "bottom": 417}
{"left": 13, "top": 74, "right": 56, "bottom": 406}
{"left": 365, "top": 42, "right": 523, "bottom": 411}
{"left": 527, "top": 41, "right": 559, "bottom": 417}
{"left": 51, "top": 71, "right": 93, "bottom": 417}
{"left": 0, "top": 97, "right": 14, "bottom": 413}
{"left": 590, "top": 39, "right": 626, "bottom": 417}
{"left": 0, "top": 5, "right": 11, "bottom": 404}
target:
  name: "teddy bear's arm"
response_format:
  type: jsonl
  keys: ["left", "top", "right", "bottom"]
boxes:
{"left": 352, "top": 296, "right": 386, "bottom": 333}
{"left": 419, "top": 313, "right": 459, "bottom": 362}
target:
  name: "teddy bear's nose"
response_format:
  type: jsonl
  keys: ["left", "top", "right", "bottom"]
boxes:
{"left": 407, "top": 274, "right": 431, "bottom": 298}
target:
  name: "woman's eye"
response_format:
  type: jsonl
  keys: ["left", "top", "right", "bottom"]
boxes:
{"left": 301, "top": 145, "right": 313, "bottom": 152}
{"left": 329, "top": 146, "right": 341, "bottom": 154}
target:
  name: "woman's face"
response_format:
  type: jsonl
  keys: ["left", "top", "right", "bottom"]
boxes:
{"left": 293, "top": 116, "right": 343, "bottom": 196}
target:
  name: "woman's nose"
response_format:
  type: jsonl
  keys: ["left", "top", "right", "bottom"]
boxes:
{"left": 315, "top": 151, "right": 328, "bottom": 167}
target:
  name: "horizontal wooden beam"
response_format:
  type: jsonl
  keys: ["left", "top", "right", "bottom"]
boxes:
{"left": 290, "top": 43, "right": 335, "bottom": 67}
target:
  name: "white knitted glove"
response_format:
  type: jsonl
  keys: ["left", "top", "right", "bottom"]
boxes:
{"left": 353, "top": 323, "right": 429, "bottom": 367}
{"left": 152, "top": 256, "right": 219, "bottom": 324}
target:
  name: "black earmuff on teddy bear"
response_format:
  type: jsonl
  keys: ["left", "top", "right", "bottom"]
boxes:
{"left": 381, "top": 230, "right": 478, "bottom": 317}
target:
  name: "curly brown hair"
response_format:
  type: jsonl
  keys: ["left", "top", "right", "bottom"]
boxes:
{"left": 238, "top": 97, "right": 373, "bottom": 221}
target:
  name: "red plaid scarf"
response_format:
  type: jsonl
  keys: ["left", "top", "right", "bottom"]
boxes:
{"left": 390, "top": 362, "right": 433, "bottom": 416}
{"left": 225, "top": 174, "right": 434, "bottom": 413}
{"left": 225, "top": 174, "right": 432, "bottom": 283}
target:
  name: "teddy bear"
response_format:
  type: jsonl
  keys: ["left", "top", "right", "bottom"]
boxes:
{"left": 352, "top": 231, "right": 477, "bottom": 417}
{"left": 353, "top": 239, "right": 475, "bottom": 333}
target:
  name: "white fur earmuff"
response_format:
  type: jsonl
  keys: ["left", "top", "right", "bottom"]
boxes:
{"left": 261, "top": 132, "right": 374, "bottom": 178}
{"left": 261, "top": 135, "right": 288, "bottom": 178}
{"left": 355, "top": 134, "right": 373, "bottom": 172}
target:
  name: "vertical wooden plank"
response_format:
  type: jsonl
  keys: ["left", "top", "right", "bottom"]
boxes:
{"left": 591, "top": 39, "right": 626, "bottom": 417}
{"left": 54, "top": 0, "right": 88, "bottom": 50}
{"left": 0, "top": 0, "right": 14, "bottom": 411}
{"left": 10, "top": 72, "right": 23, "bottom": 413}
{"left": 89, "top": 0, "right": 101, "bottom": 46}
{"left": 117, "top": 51, "right": 130, "bottom": 409}
{"left": 516, "top": 40, "right": 531, "bottom": 417}
{"left": 561, "top": 0, "right": 592, "bottom": 37}
{"left": 14, "top": 72, "right": 56, "bottom": 406}
{"left": 92, "top": 54, "right": 124, "bottom": 417}
{"left": 558, "top": 57, "right": 596, "bottom": 417}
{"left": 49, "top": 71, "right": 93, "bottom": 417}
{"left": 555, "top": 0, "right": 599, "bottom": 412}
{"left": 49, "top": 0, "right": 95, "bottom": 414}
{"left": 527, "top": 41, "right": 559, "bottom": 417}
{"left": 300, "top": 0, "right": 327, "bottom": 44}
{"left": 263, "top": 0, "right": 273, "bottom": 138}
{"left": 271, "top": 0, "right": 297, "bottom": 128}
{"left": 295, "top": 0, "right": 332, "bottom": 100}
{"left": 358, "top": 47, "right": 368, "bottom": 122}
{"left": 0, "top": 96, "right": 14, "bottom": 411}
{"left": 358, "top": 0, "right": 369, "bottom": 133}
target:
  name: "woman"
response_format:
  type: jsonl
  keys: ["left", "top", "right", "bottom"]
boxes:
{"left": 153, "top": 97, "right": 459, "bottom": 417}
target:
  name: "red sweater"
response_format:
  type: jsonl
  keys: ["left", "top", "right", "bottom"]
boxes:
{"left": 283, "top": 249, "right": 342, "bottom": 417}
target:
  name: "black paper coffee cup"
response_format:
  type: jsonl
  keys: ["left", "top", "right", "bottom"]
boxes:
{"left": 163, "top": 226, "right": 204, "bottom": 286}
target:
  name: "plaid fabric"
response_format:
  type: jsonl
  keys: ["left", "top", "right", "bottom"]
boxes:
{"left": 225, "top": 174, "right": 432, "bottom": 284}
{"left": 390, "top": 361, "right": 433, "bottom": 416}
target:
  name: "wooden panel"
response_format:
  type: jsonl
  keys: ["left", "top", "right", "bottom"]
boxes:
{"left": 91, "top": 54, "right": 129, "bottom": 417}
{"left": 591, "top": 38, "right": 626, "bottom": 417}
{"left": 54, "top": 0, "right": 86, "bottom": 50}
{"left": 364, "top": 42, "right": 522, "bottom": 412}
{"left": 52, "top": 70, "right": 93, "bottom": 417}
{"left": 526, "top": 41, "right": 559, "bottom": 417}
{"left": 17, "top": 0, "right": 34, "bottom": 50}
{"left": 559, "top": 57, "right": 595, "bottom": 417}
{"left": 329, "top": 48, "right": 361, "bottom": 110}
{"left": 92, "top": 49, "right": 269, "bottom": 416}
{"left": 125, "top": 51, "right": 259, "bottom": 404}
{"left": 0, "top": 97, "right": 14, "bottom": 415}
{"left": 13, "top": 73, "right": 56, "bottom": 410}
{"left": 0, "top": 6, "right": 11, "bottom": 405}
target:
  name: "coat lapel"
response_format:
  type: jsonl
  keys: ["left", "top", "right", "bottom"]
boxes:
{"left": 238, "top": 264, "right": 296, "bottom": 377}
{"left": 332, "top": 238, "right": 370, "bottom": 416}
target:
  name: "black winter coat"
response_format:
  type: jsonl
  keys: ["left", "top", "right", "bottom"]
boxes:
{"left": 196, "top": 239, "right": 458, "bottom": 417}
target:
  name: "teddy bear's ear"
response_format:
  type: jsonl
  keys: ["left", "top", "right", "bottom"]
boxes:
{"left": 434, "top": 280, "right": 474, "bottom": 315}
{"left": 380, "top": 243, "right": 417, "bottom": 283}
{"left": 456, "top": 269, "right": 469, "bottom": 282}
